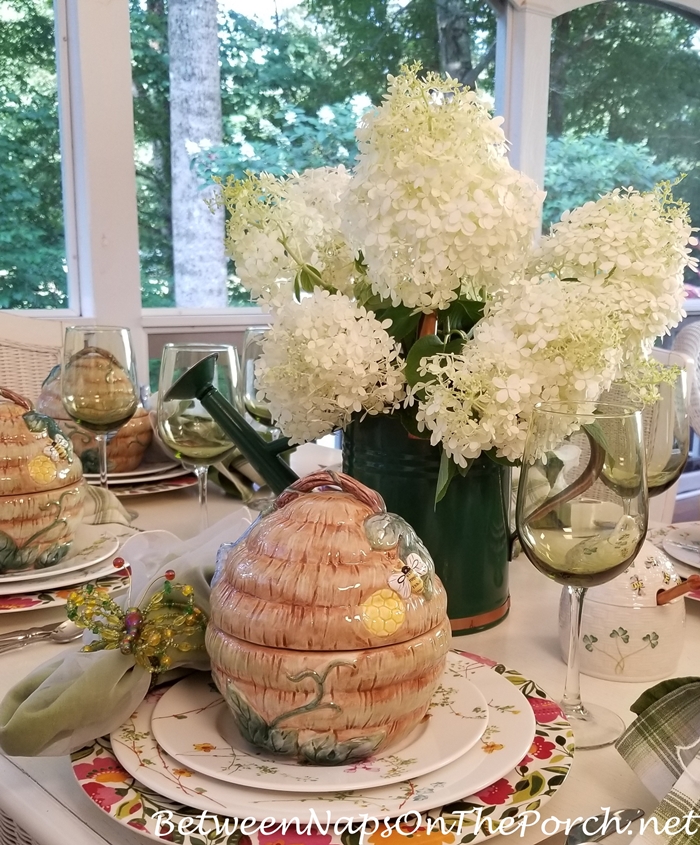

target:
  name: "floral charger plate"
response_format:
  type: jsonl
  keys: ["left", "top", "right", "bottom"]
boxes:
{"left": 71, "top": 651, "right": 573, "bottom": 844}
{"left": 0, "top": 565, "right": 129, "bottom": 614}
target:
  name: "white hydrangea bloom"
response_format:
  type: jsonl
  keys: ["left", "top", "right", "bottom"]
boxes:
{"left": 341, "top": 66, "right": 544, "bottom": 311}
{"left": 255, "top": 290, "right": 406, "bottom": 443}
{"left": 413, "top": 276, "right": 625, "bottom": 464}
{"left": 217, "top": 166, "right": 356, "bottom": 308}
{"left": 531, "top": 186, "right": 697, "bottom": 349}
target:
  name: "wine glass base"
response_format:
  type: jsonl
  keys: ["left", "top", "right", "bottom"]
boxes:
{"left": 562, "top": 701, "right": 625, "bottom": 750}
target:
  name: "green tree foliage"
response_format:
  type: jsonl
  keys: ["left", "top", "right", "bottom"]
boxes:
{"left": 0, "top": 0, "right": 66, "bottom": 308}
{"left": 3, "top": 0, "right": 700, "bottom": 310}
{"left": 549, "top": 1, "right": 700, "bottom": 225}
{"left": 302, "top": 0, "right": 496, "bottom": 98}
{"left": 543, "top": 133, "right": 677, "bottom": 230}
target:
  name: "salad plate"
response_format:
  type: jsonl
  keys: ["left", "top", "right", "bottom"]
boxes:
{"left": 77, "top": 652, "right": 571, "bottom": 843}
{"left": 662, "top": 524, "right": 700, "bottom": 568}
{"left": 647, "top": 525, "right": 700, "bottom": 602}
{"left": 150, "top": 652, "right": 489, "bottom": 792}
{"left": 108, "top": 652, "right": 542, "bottom": 824}
{"left": 0, "top": 525, "right": 119, "bottom": 583}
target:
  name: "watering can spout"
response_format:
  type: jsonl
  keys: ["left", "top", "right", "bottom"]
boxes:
{"left": 163, "top": 354, "right": 298, "bottom": 495}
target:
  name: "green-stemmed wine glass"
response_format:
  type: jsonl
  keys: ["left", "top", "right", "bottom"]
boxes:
{"left": 157, "top": 344, "right": 240, "bottom": 531}
{"left": 62, "top": 327, "right": 139, "bottom": 490}
{"left": 516, "top": 401, "right": 648, "bottom": 749}
{"left": 602, "top": 360, "right": 689, "bottom": 498}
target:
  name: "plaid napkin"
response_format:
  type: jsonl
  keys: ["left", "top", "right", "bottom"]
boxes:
{"left": 616, "top": 680, "right": 700, "bottom": 844}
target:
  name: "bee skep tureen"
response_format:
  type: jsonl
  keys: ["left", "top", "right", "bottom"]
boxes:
{"left": 207, "top": 471, "right": 451, "bottom": 766}
{"left": 0, "top": 387, "right": 85, "bottom": 574}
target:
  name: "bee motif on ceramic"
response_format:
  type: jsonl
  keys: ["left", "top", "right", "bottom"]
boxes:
{"left": 43, "top": 433, "right": 71, "bottom": 462}
{"left": 630, "top": 575, "right": 645, "bottom": 597}
{"left": 388, "top": 552, "right": 429, "bottom": 599}
{"left": 662, "top": 571, "right": 671, "bottom": 585}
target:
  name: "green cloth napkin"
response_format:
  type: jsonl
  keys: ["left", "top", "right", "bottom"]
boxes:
{"left": 616, "top": 679, "right": 700, "bottom": 844}
{"left": 0, "top": 511, "right": 254, "bottom": 757}
{"left": 82, "top": 484, "right": 133, "bottom": 526}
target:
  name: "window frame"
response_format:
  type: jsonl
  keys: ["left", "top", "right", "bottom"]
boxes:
{"left": 15, "top": 0, "right": 700, "bottom": 373}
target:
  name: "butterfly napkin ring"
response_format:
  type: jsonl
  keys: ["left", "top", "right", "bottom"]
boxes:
{"left": 66, "top": 570, "right": 207, "bottom": 674}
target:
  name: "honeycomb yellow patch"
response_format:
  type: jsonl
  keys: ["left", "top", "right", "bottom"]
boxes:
{"left": 28, "top": 454, "right": 57, "bottom": 485}
{"left": 361, "top": 589, "right": 405, "bottom": 637}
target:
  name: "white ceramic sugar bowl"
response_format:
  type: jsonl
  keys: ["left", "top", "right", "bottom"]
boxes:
{"left": 558, "top": 541, "right": 686, "bottom": 682}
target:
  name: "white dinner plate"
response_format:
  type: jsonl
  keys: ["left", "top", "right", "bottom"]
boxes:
{"left": 110, "top": 652, "right": 537, "bottom": 823}
{"left": 0, "top": 525, "right": 120, "bottom": 583}
{"left": 150, "top": 653, "right": 489, "bottom": 792}
{"left": 87, "top": 466, "right": 191, "bottom": 487}
{"left": 0, "top": 554, "right": 123, "bottom": 596}
{"left": 83, "top": 460, "right": 179, "bottom": 480}
{"left": 662, "top": 524, "right": 700, "bottom": 568}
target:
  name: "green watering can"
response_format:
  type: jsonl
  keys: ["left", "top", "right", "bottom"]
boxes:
{"left": 164, "top": 353, "right": 299, "bottom": 494}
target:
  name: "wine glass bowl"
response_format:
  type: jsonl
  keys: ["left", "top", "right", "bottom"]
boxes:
{"left": 62, "top": 327, "right": 139, "bottom": 488}
{"left": 601, "top": 360, "right": 689, "bottom": 498}
{"left": 643, "top": 365, "right": 689, "bottom": 496}
{"left": 157, "top": 344, "right": 240, "bottom": 530}
{"left": 516, "top": 401, "right": 648, "bottom": 749}
{"left": 242, "top": 327, "right": 271, "bottom": 425}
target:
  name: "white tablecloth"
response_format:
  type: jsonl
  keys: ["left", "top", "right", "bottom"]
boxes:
{"left": 0, "top": 471, "right": 698, "bottom": 845}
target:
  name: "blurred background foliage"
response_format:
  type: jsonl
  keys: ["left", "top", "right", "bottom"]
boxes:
{"left": 1, "top": 0, "right": 699, "bottom": 309}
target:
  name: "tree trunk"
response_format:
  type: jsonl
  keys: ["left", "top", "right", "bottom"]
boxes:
{"left": 169, "top": 0, "right": 228, "bottom": 307}
{"left": 548, "top": 15, "right": 570, "bottom": 138}
{"left": 436, "top": 0, "right": 473, "bottom": 82}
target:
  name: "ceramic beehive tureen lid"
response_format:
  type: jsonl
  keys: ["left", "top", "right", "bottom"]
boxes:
{"left": 210, "top": 471, "right": 448, "bottom": 651}
{"left": 586, "top": 540, "right": 683, "bottom": 608}
{"left": 36, "top": 365, "right": 148, "bottom": 424}
{"left": 0, "top": 387, "right": 83, "bottom": 496}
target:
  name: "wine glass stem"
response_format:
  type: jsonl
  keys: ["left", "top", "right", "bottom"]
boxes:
{"left": 97, "top": 434, "right": 109, "bottom": 490}
{"left": 562, "top": 585, "right": 587, "bottom": 717}
{"left": 195, "top": 465, "right": 208, "bottom": 532}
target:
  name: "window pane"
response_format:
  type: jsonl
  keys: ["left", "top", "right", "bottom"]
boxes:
{"left": 0, "top": 0, "right": 68, "bottom": 309}
{"left": 544, "top": 0, "right": 700, "bottom": 282}
{"left": 132, "top": 0, "right": 497, "bottom": 309}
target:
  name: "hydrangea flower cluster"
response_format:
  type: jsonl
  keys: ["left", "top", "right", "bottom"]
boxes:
{"left": 217, "top": 166, "right": 355, "bottom": 308}
{"left": 255, "top": 290, "right": 405, "bottom": 443}
{"left": 530, "top": 186, "right": 697, "bottom": 351}
{"left": 214, "top": 66, "right": 695, "bottom": 462}
{"left": 414, "top": 276, "right": 625, "bottom": 464}
{"left": 341, "top": 65, "right": 544, "bottom": 311}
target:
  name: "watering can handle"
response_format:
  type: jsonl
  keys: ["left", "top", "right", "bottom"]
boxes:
{"left": 275, "top": 470, "right": 386, "bottom": 515}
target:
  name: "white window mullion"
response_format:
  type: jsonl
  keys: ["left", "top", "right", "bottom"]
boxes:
{"left": 53, "top": 0, "right": 81, "bottom": 316}
{"left": 60, "top": 0, "right": 148, "bottom": 381}
{"left": 495, "top": 2, "right": 553, "bottom": 193}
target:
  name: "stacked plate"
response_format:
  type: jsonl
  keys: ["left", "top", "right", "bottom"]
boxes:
{"left": 72, "top": 651, "right": 575, "bottom": 845}
{"left": 651, "top": 522, "right": 700, "bottom": 602}
{"left": 84, "top": 461, "right": 196, "bottom": 497}
{"left": 0, "top": 524, "right": 128, "bottom": 614}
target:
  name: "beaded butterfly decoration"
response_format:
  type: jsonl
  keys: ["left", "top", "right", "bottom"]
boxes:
{"left": 66, "top": 567, "right": 207, "bottom": 674}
